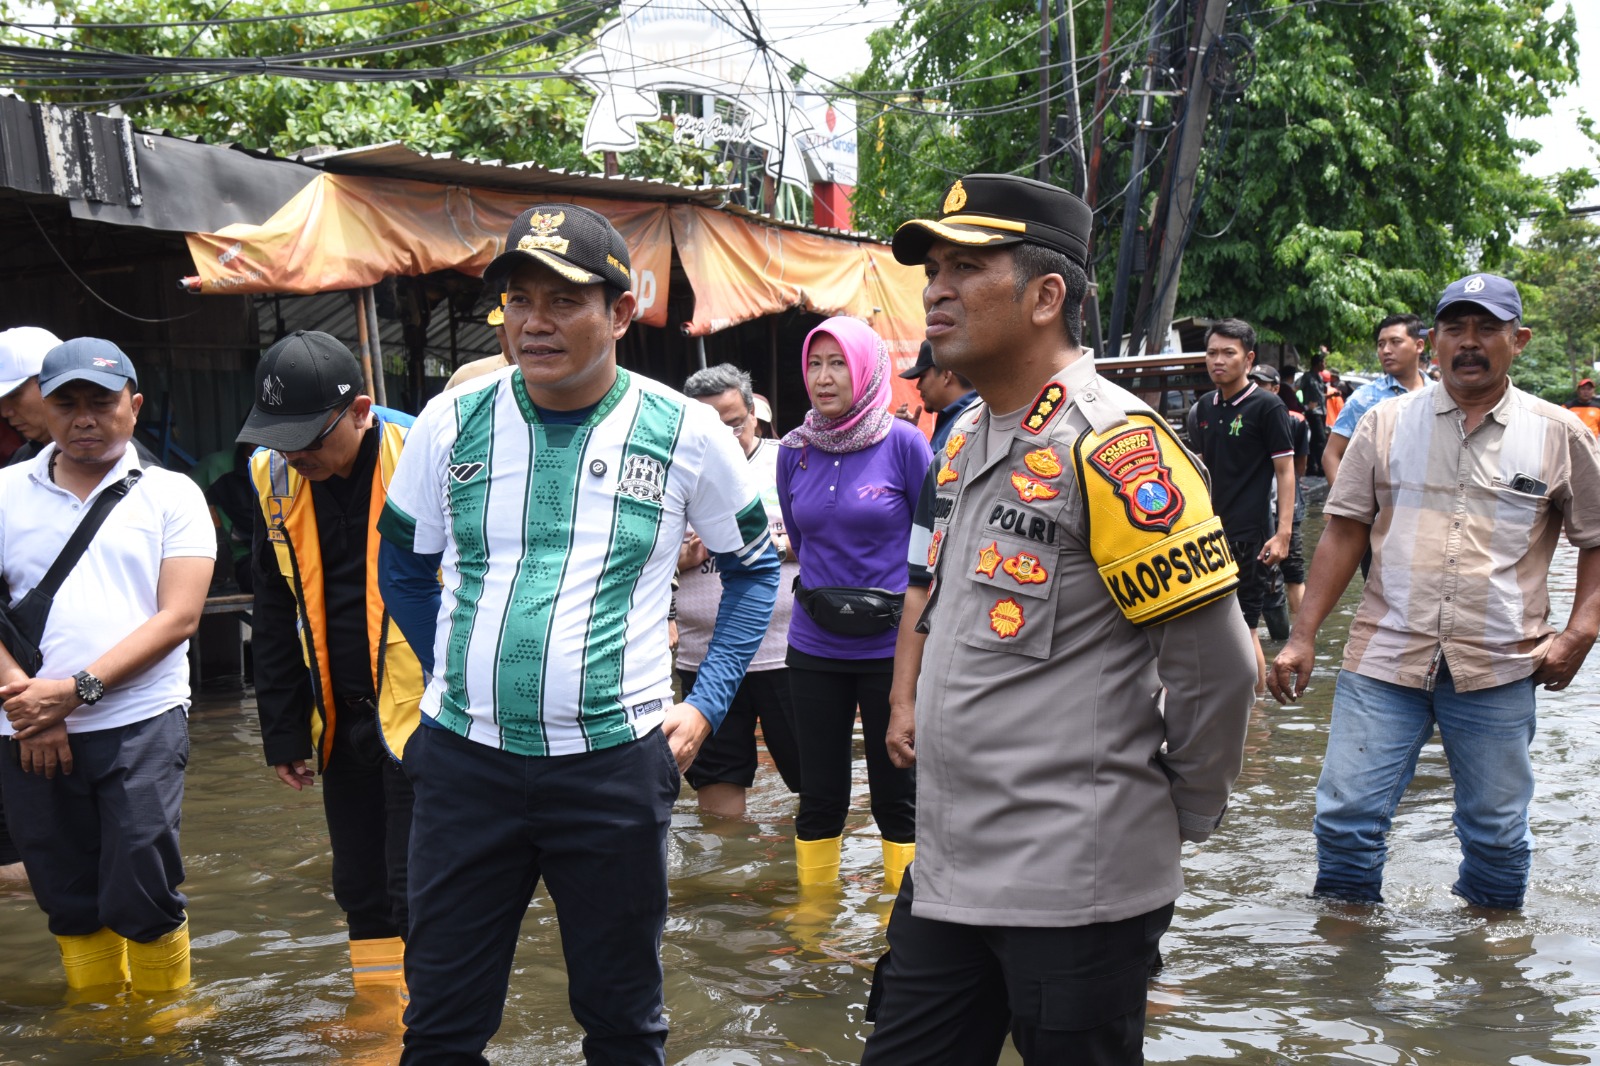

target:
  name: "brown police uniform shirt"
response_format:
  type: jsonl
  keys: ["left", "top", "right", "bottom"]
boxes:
{"left": 911, "top": 353, "right": 1257, "bottom": 928}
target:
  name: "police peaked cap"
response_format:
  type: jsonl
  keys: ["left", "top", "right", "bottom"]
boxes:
{"left": 893, "top": 174, "right": 1092, "bottom": 268}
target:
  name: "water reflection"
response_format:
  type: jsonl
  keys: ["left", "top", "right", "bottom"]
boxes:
{"left": 3, "top": 521, "right": 1600, "bottom": 1063}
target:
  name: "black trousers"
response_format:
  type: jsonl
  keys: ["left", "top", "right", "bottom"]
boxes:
{"left": 862, "top": 872, "right": 1173, "bottom": 1066}
{"left": 400, "top": 723, "right": 679, "bottom": 1066}
{"left": 787, "top": 661, "right": 914, "bottom": 843}
{"left": 1, "top": 708, "right": 188, "bottom": 941}
{"left": 680, "top": 667, "right": 802, "bottom": 792}
{"left": 324, "top": 699, "right": 414, "bottom": 941}
{"left": 0, "top": 777, "right": 19, "bottom": 866}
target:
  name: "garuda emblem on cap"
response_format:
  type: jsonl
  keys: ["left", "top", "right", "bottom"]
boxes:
{"left": 942, "top": 180, "right": 967, "bottom": 215}
{"left": 518, "top": 211, "right": 569, "bottom": 256}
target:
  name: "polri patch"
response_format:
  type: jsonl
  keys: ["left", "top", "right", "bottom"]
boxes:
{"left": 1010, "top": 472, "right": 1060, "bottom": 504}
{"left": 937, "top": 460, "right": 959, "bottom": 486}
{"left": 927, "top": 529, "right": 944, "bottom": 568}
{"left": 988, "top": 597, "right": 1025, "bottom": 638}
{"left": 945, "top": 432, "right": 968, "bottom": 460}
{"left": 1023, "top": 446, "right": 1062, "bottom": 479}
{"left": 975, "top": 541, "right": 1003, "bottom": 577}
{"left": 1085, "top": 427, "right": 1184, "bottom": 532}
{"left": 1002, "top": 552, "right": 1047, "bottom": 585}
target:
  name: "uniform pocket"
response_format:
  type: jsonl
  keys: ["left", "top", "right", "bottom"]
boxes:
{"left": 954, "top": 533, "right": 1060, "bottom": 660}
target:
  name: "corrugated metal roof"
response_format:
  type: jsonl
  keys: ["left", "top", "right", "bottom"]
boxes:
{"left": 299, "top": 141, "right": 739, "bottom": 207}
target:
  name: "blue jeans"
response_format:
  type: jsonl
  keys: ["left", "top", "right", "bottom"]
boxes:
{"left": 1313, "top": 667, "right": 1537, "bottom": 908}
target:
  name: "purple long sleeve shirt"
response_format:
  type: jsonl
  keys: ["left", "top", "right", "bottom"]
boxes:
{"left": 776, "top": 417, "right": 933, "bottom": 659}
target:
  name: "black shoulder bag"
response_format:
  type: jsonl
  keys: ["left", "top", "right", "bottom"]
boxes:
{"left": 0, "top": 471, "right": 143, "bottom": 677}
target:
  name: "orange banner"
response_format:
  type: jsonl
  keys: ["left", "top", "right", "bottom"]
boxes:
{"left": 668, "top": 205, "right": 931, "bottom": 419}
{"left": 185, "top": 173, "right": 674, "bottom": 327}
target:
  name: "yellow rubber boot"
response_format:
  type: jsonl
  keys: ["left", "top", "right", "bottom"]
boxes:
{"left": 795, "top": 835, "right": 842, "bottom": 886}
{"left": 350, "top": 936, "right": 407, "bottom": 989}
{"left": 128, "top": 919, "right": 191, "bottom": 993}
{"left": 882, "top": 840, "right": 916, "bottom": 895}
{"left": 57, "top": 927, "right": 130, "bottom": 990}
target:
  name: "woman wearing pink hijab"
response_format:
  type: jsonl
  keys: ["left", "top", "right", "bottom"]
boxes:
{"left": 776, "top": 316, "right": 932, "bottom": 894}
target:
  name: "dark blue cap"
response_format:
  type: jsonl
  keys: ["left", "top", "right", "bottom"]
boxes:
{"left": 1435, "top": 273, "right": 1521, "bottom": 322}
{"left": 39, "top": 337, "right": 138, "bottom": 397}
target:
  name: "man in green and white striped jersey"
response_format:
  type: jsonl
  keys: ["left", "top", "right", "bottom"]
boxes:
{"left": 377, "top": 204, "right": 780, "bottom": 1065}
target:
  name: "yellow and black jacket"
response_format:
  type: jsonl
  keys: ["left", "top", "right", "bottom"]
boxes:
{"left": 249, "top": 407, "right": 425, "bottom": 768}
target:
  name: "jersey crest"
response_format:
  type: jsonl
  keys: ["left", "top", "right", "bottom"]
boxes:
{"left": 618, "top": 453, "right": 667, "bottom": 503}
{"left": 1072, "top": 412, "right": 1237, "bottom": 627}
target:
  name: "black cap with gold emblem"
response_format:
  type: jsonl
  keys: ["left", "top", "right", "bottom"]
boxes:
{"left": 892, "top": 174, "right": 1092, "bottom": 268}
{"left": 484, "top": 203, "right": 633, "bottom": 294}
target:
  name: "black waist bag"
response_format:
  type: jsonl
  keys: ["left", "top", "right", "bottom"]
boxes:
{"left": 795, "top": 582, "right": 904, "bottom": 636}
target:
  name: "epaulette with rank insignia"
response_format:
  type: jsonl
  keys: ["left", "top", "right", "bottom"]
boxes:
{"left": 1022, "top": 381, "right": 1066, "bottom": 434}
{"left": 1072, "top": 412, "right": 1238, "bottom": 626}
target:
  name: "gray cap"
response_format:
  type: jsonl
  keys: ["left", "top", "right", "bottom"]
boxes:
{"left": 39, "top": 337, "right": 138, "bottom": 397}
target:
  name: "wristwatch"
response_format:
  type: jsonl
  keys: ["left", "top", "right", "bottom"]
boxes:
{"left": 73, "top": 670, "right": 105, "bottom": 705}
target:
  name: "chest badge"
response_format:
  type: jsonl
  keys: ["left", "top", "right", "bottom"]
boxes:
{"left": 1002, "top": 552, "right": 1048, "bottom": 585}
{"left": 927, "top": 529, "right": 944, "bottom": 568}
{"left": 944, "top": 432, "right": 968, "bottom": 460}
{"left": 618, "top": 454, "right": 667, "bottom": 503}
{"left": 1023, "top": 446, "right": 1063, "bottom": 479}
{"left": 937, "top": 460, "right": 959, "bottom": 486}
{"left": 1085, "top": 427, "right": 1185, "bottom": 532}
{"left": 1010, "top": 472, "right": 1061, "bottom": 503}
{"left": 988, "top": 597, "right": 1025, "bottom": 638}
{"left": 975, "top": 541, "right": 1003, "bottom": 577}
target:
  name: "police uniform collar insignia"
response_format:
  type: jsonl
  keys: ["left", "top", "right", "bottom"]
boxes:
{"left": 975, "top": 541, "right": 1003, "bottom": 577}
{"left": 518, "top": 210, "right": 570, "bottom": 255}
{"left": 1010, "top": 471, "right": 1060, "bottom": 503}
{"left": 988, "top": 597, "right": 1024, "bottom": 638}
{"left": 943, "top": 180, "right": 968, "bottom": 214}
{"left": 1023, "top": 446, "right": 1062, "bottom": 478}
{"left": 945, "top": 432, "right": 968, "bottom": 460}
{"left": 1023, "top": 381, "right": 1066, "bottom": 434}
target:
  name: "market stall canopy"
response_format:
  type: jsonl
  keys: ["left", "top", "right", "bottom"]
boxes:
{"left": 185, "top": 170, "right": 930, "bottom": 381}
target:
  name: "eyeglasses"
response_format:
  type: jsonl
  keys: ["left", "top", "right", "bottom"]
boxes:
{"left": 291, "top": 403, "right": 351, "bottom": 453}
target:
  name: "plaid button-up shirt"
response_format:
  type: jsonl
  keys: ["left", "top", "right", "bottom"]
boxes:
{"left": 1326, "top": 381, "right": 1600, "bottom": 692}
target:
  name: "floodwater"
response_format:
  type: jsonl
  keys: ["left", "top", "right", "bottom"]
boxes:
{"left": 5, "top": 508, "right": 1600, "bottom": 1064}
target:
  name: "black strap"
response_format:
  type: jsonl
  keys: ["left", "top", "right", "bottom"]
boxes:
{"left": 32, "top": 470, "right": 144, "bottom": 600}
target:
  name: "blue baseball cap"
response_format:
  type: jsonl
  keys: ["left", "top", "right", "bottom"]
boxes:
{"left": 39, "top": 337, "right": 139, "bottom": 397}
{"left": 1435, "top": 273, "right": 1522, "bottom": 322}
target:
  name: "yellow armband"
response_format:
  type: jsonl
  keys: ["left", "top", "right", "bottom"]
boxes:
{"left": 1073, "top": 414, "right": 1239, "bottom": 626}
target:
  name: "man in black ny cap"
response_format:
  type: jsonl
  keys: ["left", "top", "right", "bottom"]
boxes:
{"left": 376, "top": 204, "right": 778, "bottom": 1063}
{"left": 895, "top": 340, "right": 978, "bottom": 455}
{"left": 239, "top": 330, "right": 425, "bottom": 1030}
{"left": 1272, "top": 272, "right": 1600, "bottom": 910}
{"left": 872, "top": 174, "right": 1255, "bottom": 1064}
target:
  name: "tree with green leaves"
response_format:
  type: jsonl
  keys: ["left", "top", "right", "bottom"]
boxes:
{"left": 1513, "top": 213, "right": 1600, "bottom": 402}
{"left": 851, "top": 0, "right": 1594, "bottom": 354}
{"left": 0, "top": 0, "right": 727, "bottom": 185}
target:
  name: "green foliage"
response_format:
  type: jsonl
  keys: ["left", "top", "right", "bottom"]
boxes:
{"left": 852, "top": 0, "right": 1595, "bottom": 353}
{"left": 0, "top": 0, "right": 729, "bottom": 185}
{"left": 1511, "top": 213, "right": 1600, "bottom": 401}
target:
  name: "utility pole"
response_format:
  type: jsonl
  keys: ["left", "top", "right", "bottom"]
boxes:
{"left": 1057, "top": 0, "right": 1102, "bottom": 355}
{"left": 1105, "top": 0, "right": 1169, "bottom": 360}
{"left": 1038, "top": 0, "right": 1053, "bottom": 181}
{"left": 1131, "top": 0, "right": 1230, "bottom": 355}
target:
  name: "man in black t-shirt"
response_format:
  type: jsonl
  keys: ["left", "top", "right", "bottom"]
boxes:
{"left": 1186, "top": 318, "right": 1296, "bottom": 691}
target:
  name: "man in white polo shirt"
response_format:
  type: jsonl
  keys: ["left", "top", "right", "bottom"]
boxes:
{"left": 0, "top": 339, "right": 214, "bottom": 996}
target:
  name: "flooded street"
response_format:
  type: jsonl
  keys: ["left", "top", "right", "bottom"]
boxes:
{"left": 5, "top": 509, "right": 1600, "bottom": 1063}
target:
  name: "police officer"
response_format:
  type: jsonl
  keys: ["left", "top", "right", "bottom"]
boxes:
{"left": 870, "top": 174, "right": 1257, "bottom": 1064}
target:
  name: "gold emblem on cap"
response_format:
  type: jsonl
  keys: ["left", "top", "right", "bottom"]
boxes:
{"left": 518, "top": 210, "right": 569, "bottom": 256}
{"left": 942, "top": 180, "right": 968, "bottom": 215}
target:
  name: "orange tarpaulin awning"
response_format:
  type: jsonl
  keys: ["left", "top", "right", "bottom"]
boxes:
{"left": 185, "top": 171, "right": 933, "bottom": 414}
{"left": 185, "top": 172, "right": 675, "bottom": 327}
